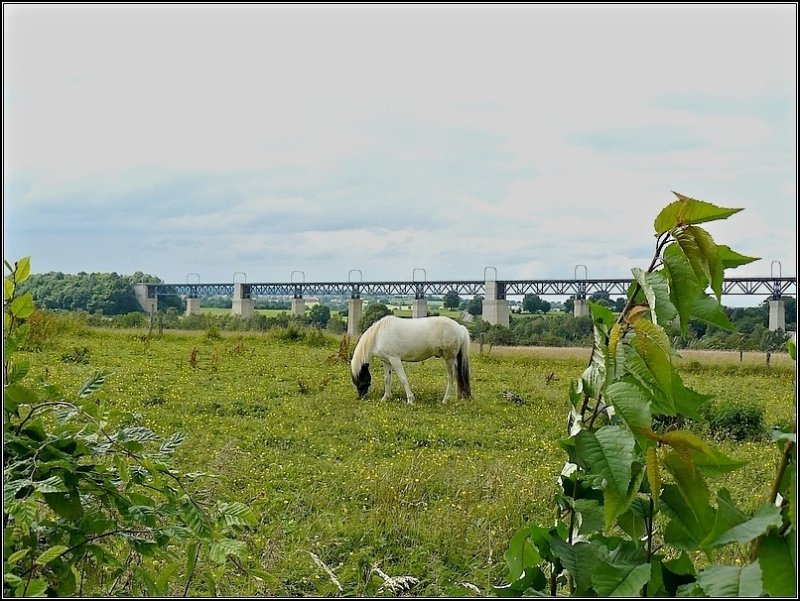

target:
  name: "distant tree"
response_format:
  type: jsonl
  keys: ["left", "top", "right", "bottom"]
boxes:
{"left": 613, "top": 297, "right": 627, "bottom": 312}
{"left": 308, "top": 304, "right": 331, "bottom": 328}
{"left": 522, "top": 294, "right": 551, "bottom": 314}
{"left": 443, "top": 290, "right": 462, "bottom": 310}
{"left": 467, "top": 295, "right": 483, "bottom": 317}
{"left": 359, "top": 302, "right": 392, "bottom": 332}
{"left": 564, "top": 297, "right": 575, "bottom": 314}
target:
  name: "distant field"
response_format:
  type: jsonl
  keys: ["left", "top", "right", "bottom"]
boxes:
{"left": 21, "top": 327, "right": 796, "bottom": 596}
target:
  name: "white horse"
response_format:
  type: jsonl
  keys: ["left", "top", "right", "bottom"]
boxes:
{"left": 350, "top": 315, "right": 472, "bottom": 403}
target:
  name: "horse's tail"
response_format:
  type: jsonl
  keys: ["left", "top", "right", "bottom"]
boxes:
{"left": 456, "top": 330, "right": 471, "bottom": 399}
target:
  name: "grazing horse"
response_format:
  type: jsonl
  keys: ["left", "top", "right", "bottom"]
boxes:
{"left": 350, "top": 315, "right": 471, "bottom": 403}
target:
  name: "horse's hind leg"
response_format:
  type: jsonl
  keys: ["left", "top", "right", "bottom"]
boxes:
{"left": 442, "top": 358, "right": 456, "bottom": 403}
{"left": 381, "top": 362, "right": 393, "bottom": 402}
{"left": 388, "top": 357, "right": 415, "bottom": 404}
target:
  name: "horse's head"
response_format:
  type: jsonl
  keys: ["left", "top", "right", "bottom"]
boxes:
{"left": 352, "top": 363, "right": 371, "bottom": 399}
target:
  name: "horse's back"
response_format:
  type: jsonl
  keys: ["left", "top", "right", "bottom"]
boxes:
{"left": 372, "top": 316, "right": 468, "bottom": 362}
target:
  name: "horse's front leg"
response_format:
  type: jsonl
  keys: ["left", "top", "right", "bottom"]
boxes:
{"left": 389, "top": 357, "right": 415, "bottom": 404}
{"left": 381, "top": 362, "right": 393, "bottom": 402}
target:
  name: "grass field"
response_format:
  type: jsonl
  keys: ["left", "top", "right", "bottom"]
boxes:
{"left": 20, "top": 326, "right": 796, "bottom": 596}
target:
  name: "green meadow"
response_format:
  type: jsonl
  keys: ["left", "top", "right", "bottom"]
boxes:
{"left": 19, "top": 326, "right": 795, "bottom": 596}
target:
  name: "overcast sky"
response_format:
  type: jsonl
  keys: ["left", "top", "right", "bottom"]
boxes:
{"left": 3, "top": 4, "right": 797, "bottom": 305}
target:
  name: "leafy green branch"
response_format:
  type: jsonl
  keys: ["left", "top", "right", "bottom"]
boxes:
{"left": 496, "top": 193, "right": 796, "bottom": 597}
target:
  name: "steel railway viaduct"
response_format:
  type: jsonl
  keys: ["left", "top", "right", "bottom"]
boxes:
{"left": 134, "top": 270, "right": 795, "bottom": 337}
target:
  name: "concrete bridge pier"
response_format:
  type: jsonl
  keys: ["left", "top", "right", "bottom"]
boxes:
{"left": 769, "top": 299, "right": 785, "bottom": 331}
{"left": 232, "top": 283, "right": 255, "bottom": 318}
{"left": 291, "top": 296, "right": 306, "bottom": 318}
{"left": 185, "top": 297, "right": 201, "bottom": 316}
{"left": 411, "top": 287, "right": 428, "bottom": 317}
{"left": 347, "top": 297, "right": 363, "bottom": 337}
{"left": 573, "top": 299, "right": 589, "bottom": 318}
{"left": 482, "top": 279, "right": 509, "bottom": 327}
{"left": 134, "top": 284, "right": 157, "bottom": 315}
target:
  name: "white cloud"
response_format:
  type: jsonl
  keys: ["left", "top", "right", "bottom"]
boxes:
{"left": 3, "top": 4, "right": 796, "bottom": 302}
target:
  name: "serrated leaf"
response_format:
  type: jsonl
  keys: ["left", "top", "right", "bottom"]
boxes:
{"left": 33, "top": 475, "right": 67, "bottom": 493}
{"left": 209, "top": 538, "right": 246, "bottom": 564}
{"left": 77, "top": 369, "right": 110, "bottom": 398}
{"left": 6, "top": 358, "right": 31, "bottom": 385}
{"left": 686, "top": 226, "right": 723, "bottom": 301}
{"left": 691, "top": 295, "right": 735, "bottom": 331}
{"left": 622, "top": 347, "right": 675, "bottom": 415}
{"left": 758, "top": 534, "right": 797, "bottom": 597}
{"left": 696, "top": 562, "right": 762, "bottom": 597}
{"left": 181, "top": 497, "right": 211, "bottom": 538}
{"left": 654, "top": 194, "right": 743, "bottom": 235}
{"left": 549, "top": 537, "right": 604, "bottom": 594}
{"left": 36, "top": 545, "right": 69, "bottom": 565}
{"left": 158, "top": 431, "right": 186, "bottom": 455}
{"left": 631, "top": 268, "right": 677, "bottom": 326}
{"left": 605, "top": 381, "right": 653, "bottom": 452}
{"left": 592, "top": 561, "right": 651, "bottom": 597}
{"left": 218, "top": 501, "right": 257, "bottom": 527}
{"left": 717, "top": 245, "right": 759, "bottom": 269}
{"left": 631, "top": 319, "right": 673, "bottom": 400}
{"left": 576, "top": 426, "right": 635, "bottom": 500}
{"left": 4, "top": 276, "right": 14, "bottom": 301}
{"left": 663, "top": 243, "right": 703, "bottom": 337}
{"left": 786, "top": 333, "right": 796, "bottom": 360}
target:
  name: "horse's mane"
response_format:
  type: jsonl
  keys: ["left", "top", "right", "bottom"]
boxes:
{"left": 350, "top": 315, "right": 392, "bottom": 376}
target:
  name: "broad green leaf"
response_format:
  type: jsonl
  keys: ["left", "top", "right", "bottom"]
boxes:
{"left": 22, "top": 578, "right": 48, "bottom": 597}
{"left": 654, "top": 194, "right": 742, "bottom": 235}
{"left": 181, "top": 497, "right": 211, "bottom": 538}
{"left": 605, "top": 381, "right": 653, "bottom": 452}
{"left": 575, "top": 498, "right": 604, "bottom": 535}
{"left": 686, "top": 226, "right": 723, "bottom": 301}
{"left": 606, "top": 464, "right": 645, "bottom": 532}
{"left": 717, "top": 245, "right": 758, "bottom": 269}
{"left": 592, "top": 561, "right": 651, "bottom": 597}
{"left": 218, "top": 501, "right": 257, "bottom": 527}
{"left": 5, "top": 549, "right": 29, "bottom": 566}
{"left": 33, "top": 475, "right": 67, "bottom": 494}
{"left": 622, "top": 347, "right": 675, "bottom": 415}
{"left": 787, "top": 333, "right": 796, "bottom": 360}
{"left": 6, "top": 358, "right": 31, "bottom": 385}
{"left": 493, "top": 566, "right": 547, "bottom": 597}
{"left": 159, "top": 431, "right": 187, "bottom": 455}
{"left": 504, "top": 526, "right": 542, "bottom": 581}
{"left": 702, "top": 495, "right": 781, "bottom": 548}
{"left": 209, "top": 538, "right": 246, "bottom": 564}
{"left": 661, "top": 471, "right": 714, "bottom": 551}
{"left": 4, "top": 384, "right": 39, "bottom": 405}
{"left": 44, "top": 491, "right": 84, "bottom": 520}
{"left": 549, "top": 537, "right": 604, "bottom": 594}
{"left": 36, "top": 545, "right": 69, "bottom": 565}
{"left": 690, "top": 295, "right": 735, "bottom": 331}
{"left": 631, "top": 268, "right": 676, "bottom": 326}
{"left": 15, "top": 256, "right": 32, "bottom": 283}
{"left": 631, "top": 319, "right": 673, "bottom": 400}
{"left": 758, "top": 534, "right": 797, "bottom": 597}
{"left": 696, "top": 562, "right": 762, "bottom": 597}
{"left": 689, "top": 445, "right": 744, "bottom": 478}
{"left": 675, "top": 228, "right": 710, "bottom": 290}
{"left": 78, "top": 369, "right": 111, "bottom": 399}
{"left": 575, "top": 426, "right": 634, "bottom": 500}
{"left": 662, "top": 243, "right": 702, "bottom": 337}
{"left": 4, "top": 276, "right": 14, "bottom": 301}
{"left": 589, "top": 299, "right": 616, "bottom": 330}
{"left": 4, "top": 573, "right": 24, "bottom": 588}
{"left": 10, "top": 292, "right": 35, "bottom": 319}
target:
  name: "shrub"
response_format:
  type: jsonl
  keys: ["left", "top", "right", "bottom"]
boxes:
{"left": 701, "top": 400, "right": 766, "bottom": 441}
